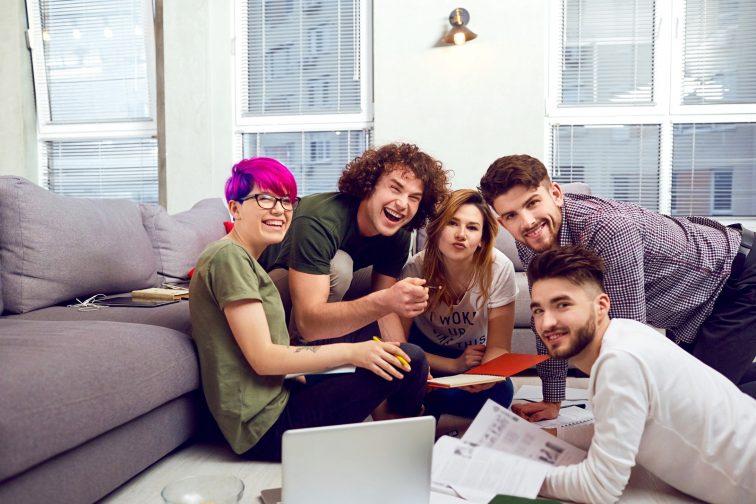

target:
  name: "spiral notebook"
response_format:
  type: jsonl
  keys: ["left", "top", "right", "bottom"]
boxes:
{"left": 533, "top": 404, "right": 594, "bottom": 429}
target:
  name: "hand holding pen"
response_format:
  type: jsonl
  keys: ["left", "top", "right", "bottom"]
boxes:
{"left": 373, "top": 337, "right": 410, "bottom": 368}
{"left": 384, "top": 277, "right": 430, "bottom": 318}
{"left": 346, "top": 336, "right": 412, "bottom": 381}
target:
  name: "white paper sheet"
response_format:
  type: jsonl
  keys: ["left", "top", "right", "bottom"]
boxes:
{"left": 462, "top": 400, "right": 587, "bottom": 466}
{"left": 432, "top": 436, "right": 549, "bottom": 501}
{"left": 284, "top": 365, "right": 356, "bottom": 379}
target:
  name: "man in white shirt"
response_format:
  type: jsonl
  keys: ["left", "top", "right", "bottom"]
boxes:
{"left": 527, "top": 245, "right": 756, "bottom": 504}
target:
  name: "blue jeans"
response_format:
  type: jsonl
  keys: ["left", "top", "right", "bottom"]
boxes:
{"left": 425, "top": 378, "right": 514, "bottom": 419}
{"left": 409, "top": 324, "right": 515, "bottom": 419}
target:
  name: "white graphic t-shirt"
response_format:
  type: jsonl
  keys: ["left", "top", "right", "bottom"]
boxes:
{"left": 401, "top": 248, "right": 518, "bottom": 350}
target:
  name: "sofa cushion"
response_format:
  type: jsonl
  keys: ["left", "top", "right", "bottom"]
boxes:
{"left": 0, "top": 177, "right": 158, "bottom": 314}
{"left": 3, "top": 298, "right": 192, "bottom": 335}
{"left": 140, "top": 198, "right": 228, "bottom": 283}
{"left": 0, "top": 319, "right": 199, "bottom": 481}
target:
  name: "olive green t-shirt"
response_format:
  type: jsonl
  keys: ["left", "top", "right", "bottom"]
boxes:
{"left": 189, "top": 240, "right": 290, "bottom": 454}
{"left": 264, "top": 192, "right": 411, "bottom": 277}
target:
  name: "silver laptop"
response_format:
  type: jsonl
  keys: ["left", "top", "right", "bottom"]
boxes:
{"left": 260, "top": 416, "right": 435, "bottom": 504}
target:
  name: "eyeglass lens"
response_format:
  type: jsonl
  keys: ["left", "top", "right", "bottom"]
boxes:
{"left": 248, "top": 194, "right": 298, "bottom": 210}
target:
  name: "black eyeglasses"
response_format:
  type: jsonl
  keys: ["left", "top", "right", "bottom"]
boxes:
{"left": 239, "top": 193, "right": 300, "bottom": 211}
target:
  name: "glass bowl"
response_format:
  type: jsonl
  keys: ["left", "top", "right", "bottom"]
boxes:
{"left": 161, "top": 475, "right": 245, "bottom": 504}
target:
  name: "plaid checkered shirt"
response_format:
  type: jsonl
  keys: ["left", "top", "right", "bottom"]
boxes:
{"left": 518, "top": 193, "right": 741, "bottom": 403}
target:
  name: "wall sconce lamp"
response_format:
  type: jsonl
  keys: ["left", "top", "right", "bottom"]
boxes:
{"left": 443, "top": 7, "right": 477, "bottom": 45}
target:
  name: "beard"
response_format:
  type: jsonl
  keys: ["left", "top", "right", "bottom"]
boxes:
{"left": 548, "top": 312, "right": 596, "bottom": 360}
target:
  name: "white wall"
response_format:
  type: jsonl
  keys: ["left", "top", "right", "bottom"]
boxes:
{"left": 164, "top": 0, "right": 548, "bottom": 204}
{"left": 162, "top": 0, "right": 235, "bottom": 212}
{"left": 0, "top": 0, "right": 38, "bottom": 180}
{"left": 0, "top": 0, "right": 548, "bottom": 203}
{"left": 373, "top": 0, "right": 547, "bottom": 190}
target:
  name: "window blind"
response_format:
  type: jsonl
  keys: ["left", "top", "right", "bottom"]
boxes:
{"left": 550, "top": 124, "right": 661, "bottom": 211}
{"left": 671, "top": 123, "right": 756, "bottom": 216}
{"left": 560, "top": 0, "right": 655, "bottom": 106}
{"left": 29, "top": 0, "right": 157, "bottom": 203}
{"left": 38, "top": 0, "right": 152, "bottom": 123}
{"left": 242, "top": 129, "right": 371, "bottom": 196}
{"left": 682, "top": 0, "right": 756, "bottom": 105}
{"left": 243, "top": 0, "right": 362, "bottom": 116}
{"left": 43, "top": 138, "right": 159, "bottom": 203}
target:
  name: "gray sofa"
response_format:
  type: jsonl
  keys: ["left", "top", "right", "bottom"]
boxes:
{"left": 0, "top": 176, "right": 229, "bottom": 504}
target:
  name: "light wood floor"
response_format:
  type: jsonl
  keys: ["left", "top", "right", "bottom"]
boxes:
{"left": 99, "top": 377, "right": 700, "bottom": 503}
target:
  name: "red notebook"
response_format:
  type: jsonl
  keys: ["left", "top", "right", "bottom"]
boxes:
{"left": 427, "top": 353, "right": 549, "bottom": 388}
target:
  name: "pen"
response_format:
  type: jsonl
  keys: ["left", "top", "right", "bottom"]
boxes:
{"left": 372, "top": 336, "right": 410, "bottom": 369}
{"left": 518, "top": 399, "right": 586, "bottom": 409}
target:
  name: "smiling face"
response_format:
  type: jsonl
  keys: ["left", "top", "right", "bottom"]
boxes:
{"left": 229, "top": 185, "right": 293, "bottom": 256}
{"left": 357, "top": 166, "right": 424, "bottom": 237}
{"left": 492, "top": 182, "right": 564, "bottom": 253}
{"left": 530, "top": 277, "right": 607, "bottom": 361}
{"left": 438, "top": 203, "right": 485, "bottom": 264}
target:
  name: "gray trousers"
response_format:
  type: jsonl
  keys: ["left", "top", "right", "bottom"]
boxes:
{"left": 269, "top": 250, "right": 372, "bottom": 342}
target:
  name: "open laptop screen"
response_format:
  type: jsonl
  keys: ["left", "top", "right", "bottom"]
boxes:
{"left": 262, "top": 416, "right": 435, "bottom": 504}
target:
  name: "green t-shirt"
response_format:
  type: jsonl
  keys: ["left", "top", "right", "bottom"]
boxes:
{"left": 189, "top": 240, "right": 290, "bottom": 454}
{"left": 266, "top": 192, "right": 411, "bottom": 277}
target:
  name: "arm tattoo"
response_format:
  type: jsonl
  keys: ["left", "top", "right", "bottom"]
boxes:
{"left": 294, "top": 345, "right": 322, "bottom": 354}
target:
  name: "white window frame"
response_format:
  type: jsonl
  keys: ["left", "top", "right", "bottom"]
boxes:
{"left": 545, "top": 0, "right": 756, "bottom": 219}
{"left": 26, "top": 0, "right": 158, "bottom": 137}
{"left": 25, "top": 0, "right": 158, "bottom": 178}
{"left": 233, "top": 0, "right": 373, "bottom": 134}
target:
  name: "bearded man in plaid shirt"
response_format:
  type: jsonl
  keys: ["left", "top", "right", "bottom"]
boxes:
{"left": 480, "top": 154, "right": 756, "bottom": 421}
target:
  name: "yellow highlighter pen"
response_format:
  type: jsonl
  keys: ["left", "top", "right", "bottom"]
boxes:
{"left": 373, "top": 336, "right": 411, "bottom": 369}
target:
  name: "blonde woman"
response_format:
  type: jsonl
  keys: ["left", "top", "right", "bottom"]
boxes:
{"left": 401, "top": 189, "right": 517, "bottom": 418}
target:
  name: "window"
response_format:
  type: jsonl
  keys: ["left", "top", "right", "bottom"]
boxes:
{"left": 560, "top": 0, "right": 655, "bottom": 106}
{"left": 551, "top": 124, "right": 661, "bottom": 211}
{"left": 547, "top": 0, "right": 756, "bottom": 217}
{"left": 242, "top": 129, "right": 371, "bottom": 195}
{"left": 27, "top": 0, "right": 158, "bottom": 203}
{"left": 236, "top": 0, "right": 372, "bottom": 196}
{"left": 307, "top": 26, "right": 327, "bottom": 55}
{"left": 671, "top": 122, "right": 756, "bottom": 216}
{"left": 552, "top": 165, "right": 585, "bottom": 184}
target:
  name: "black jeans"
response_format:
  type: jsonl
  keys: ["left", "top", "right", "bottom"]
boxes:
{"left": 693, "top": 228, "right": 756, "bottom": 398}
{"left": 244, "top": 323, "right": 429, "bottom": 461}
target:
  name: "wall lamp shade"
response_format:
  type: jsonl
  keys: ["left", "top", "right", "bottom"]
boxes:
{"left": 443, "top": 8, "right": 477, "bottom": 45}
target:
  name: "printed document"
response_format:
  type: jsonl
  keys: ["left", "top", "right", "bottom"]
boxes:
{"left": 431, "top": 400, "right": 586, "bottom": 502}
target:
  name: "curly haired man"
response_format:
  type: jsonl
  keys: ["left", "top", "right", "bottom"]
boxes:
{"left": 265, "top": 143, "right": 450, "bottom": 344}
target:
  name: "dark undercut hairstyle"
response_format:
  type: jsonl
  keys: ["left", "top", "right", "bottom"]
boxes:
{"left": 478, "top": 154, "right": 551, "bottom": 206}
{"left": 527, "top": 245, "right": 607, "bottom": 293}
{"left": 338, "top": 143, "right": 450, "bottom": 230}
